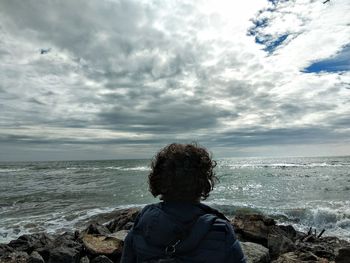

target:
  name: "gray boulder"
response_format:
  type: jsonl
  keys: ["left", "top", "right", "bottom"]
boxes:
{"left": 7, "top": 233, "right": 54, "bottom": 253}
{"left": 47, "top": 246, "right": 81, "bottom": 263}
{"left": 36, "top": 232, "right": 83, "bottom": 263}
{"left": 241, "top": 241, "right": 270, "bottom": 263}
{"left": 268, "top": 233, "right": 296, "bottom": 259}
{"left": 105, "top": 208, "right": 140, "bottom": 232}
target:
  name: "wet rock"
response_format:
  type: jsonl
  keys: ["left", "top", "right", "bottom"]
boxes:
{"left": 82, "top": 234, "right": 123, "bottom": 255}
{"left": 335, "top": 246, "right": 350, "bottom": 263}
{"left": 105, "top": 208, "right": 140, "bottom": 232}
{"left": 0, "top": 251, "right": 29, "bottom": 263}
{"left": 240, "top": 242, "right": 270, "bottom": 263}
{"left": 90, "top": 255, "right": 113, "bottom": 263}
{"left": 28, "top": 251, "right": 45, "bottom": 263}
{"left": 7, "top": 233, "right": 54, "bottom": 253}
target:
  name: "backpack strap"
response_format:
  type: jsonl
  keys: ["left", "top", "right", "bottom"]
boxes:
{"left": 171, "top": 213, "right": 217, "bottom": 255}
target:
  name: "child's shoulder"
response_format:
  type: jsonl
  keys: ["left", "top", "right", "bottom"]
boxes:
{"left": 136, "top": 202, "right": 163, "bottom": 221}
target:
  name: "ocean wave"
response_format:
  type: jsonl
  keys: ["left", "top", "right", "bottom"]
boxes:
{"left": 0, "top": 205, "right": 145, "bottom": 244}
{"left": 0, "top": 168, "right": 28, "bottom": 173}
{"left": 119, "top": 166, "right": 149, "bottom": 171}
{"left": 222, "top": 162, "right": 349, "bottom": 169}
{"left": 66, "top": 167, "right": 123, "bottom": 170}
{"left": 206, "top": 201, "right": 350, "bottom": 241}
{"left": 283, "top": 206, "right": 350, "bottom": 225}
{"left": 271, "top": 205, "right": 350, "bottom": 241}
{"left": 65, "top": 166, "right": 149, "bottom": 171}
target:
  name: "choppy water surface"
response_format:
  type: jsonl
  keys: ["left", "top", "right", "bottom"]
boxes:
{"left": 1, "top": 156, "right": 349, "bottom": 243}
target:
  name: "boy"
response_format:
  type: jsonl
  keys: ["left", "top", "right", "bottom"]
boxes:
{"left": 121, "top": 143, "right": 246, "bottom": 262}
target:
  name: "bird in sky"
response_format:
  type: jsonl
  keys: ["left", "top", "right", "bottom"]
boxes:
{"left": 40, "top": 48, "right": 51, "bottom": 55}
{"left": 323, "top": 0, "right": 330, "bottom": 4}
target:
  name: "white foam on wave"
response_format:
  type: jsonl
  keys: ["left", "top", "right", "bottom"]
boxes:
{"left": 206, "top": 198, "right": 350, "bottom": 241}
{"left": 0, "top": 204, "right": 147, "bottom": 244}
{"left": 120, "top": 166, "right": 149, "bottom": 171}
{"left": 0, "top": 168, "right": 27, "bottom": 173}
{"left": 105, "top": 166, "right": 124, "bottom": 170}
{"left": 222, "top": 162, "right": 349, "bottom": 169}
{"left": 276, "top": 202, "right": 350, "bottom": 241}
{"left": 65, "top": 166, "right": 149, "bottom": 171}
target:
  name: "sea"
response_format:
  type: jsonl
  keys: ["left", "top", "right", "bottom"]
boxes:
{"left": 1, "top": 156, "right": 350, "bottom": 243}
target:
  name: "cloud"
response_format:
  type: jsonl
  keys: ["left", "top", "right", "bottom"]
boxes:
{"left": 0, "top": 0, "right": 349, "bottom": 160}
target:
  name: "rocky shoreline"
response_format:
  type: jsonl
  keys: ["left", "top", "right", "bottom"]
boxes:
{"left": 1, "top": 207, "right": 349, "bottom": 263}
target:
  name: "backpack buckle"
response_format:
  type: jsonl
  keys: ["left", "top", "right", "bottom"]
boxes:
{"left": 165, "top": 240, "right": 180, "bottom": 255}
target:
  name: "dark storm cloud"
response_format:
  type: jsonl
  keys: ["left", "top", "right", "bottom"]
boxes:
{"left": 98, "top": 97, "right": 231, "bottom": 133}
{"left": 277, "top": 102, "right": 336, "bottom": 119}
{"left": 0, "top": 133, "right": 163, "bottom": 146}
{"left": 329, "top": 115, "right": 350, "bottom": 128}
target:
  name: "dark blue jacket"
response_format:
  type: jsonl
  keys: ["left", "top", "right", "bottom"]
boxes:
{"left": 120, "top": 202, "right": 246, "bottom": 263}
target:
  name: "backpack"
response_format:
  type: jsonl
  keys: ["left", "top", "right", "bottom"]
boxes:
{"left": 142, "top": 212, "right": 223, "bottom": 263}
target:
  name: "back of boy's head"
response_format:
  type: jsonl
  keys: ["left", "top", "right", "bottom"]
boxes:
{"left": 148, "top": 143, "right": 217, "bottom": 202}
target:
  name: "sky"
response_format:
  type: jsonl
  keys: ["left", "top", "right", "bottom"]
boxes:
{"left": 0, "top": 0, "right": 349, "bottom": 161}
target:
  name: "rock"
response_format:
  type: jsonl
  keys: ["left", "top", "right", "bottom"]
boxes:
{"left": 278, "top": 225, "right": 297, "bottom": 241}
{"left": 240, "top": 242, "right": 270, "bottom": 263}
{"left": 7, "top": 233, "right": 54, "bottom": 253}
{"left": 82, "top": 234, "right": 123, "bottom": 255}
{"left": 294, "top": 236, "right": 348, "bottom": 261}
{"left": 28, "top": 251, "right": 45, "bottom": 263}
{"left": 272, "top": 251, "right": 329, "bottom": 262}
{"left": 47, "top": 246, "right": 81, "bottom": 263}
{"left": 90, "top": 255, "right": 113, "bottom": 263}
{"left": 335, "top": 246, "right": 350, "bottom": 263}
{"left": 84, "top": 208, "right": 140, "bottom": 227}
{"left": 105, "top": 208, "right": 140, "bottom": 232}
{"left": 268, "top": 233, "right": 296, "bottom": 259}
{"left": 80, "top": 256, "right": 90, "bottom": 263}
{"left": 123, "top": 222, "right": 134, "bottom": 230}
{"left": 0, "top": 244, "right": 14, "bottom": 256}
{"left": 233, "top": 213, "right": 307, "bottom": 260}
{"left": 233, "top": 214, "right": 276, "bottom": 246}
{"left": 82, "top": 223, "right": 111, "bottom": 236}
{"left": 109, "top": 230, "right": 129, "bottom": 242}
{"left": 0, "top": 251, "right": 29, "bottom": 263}
{"left": 36, "top": 232, "right": 83, "bottom": 263}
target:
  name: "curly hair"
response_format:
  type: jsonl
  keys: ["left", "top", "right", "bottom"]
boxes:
{"left": 148, "top": 143, "right": 218, "bottom": 202}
